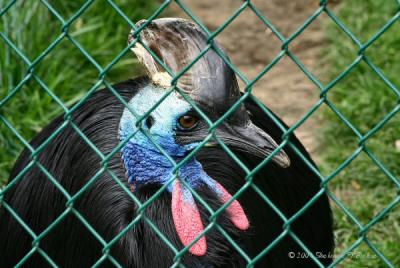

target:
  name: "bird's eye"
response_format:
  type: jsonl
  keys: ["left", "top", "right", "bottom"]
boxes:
{"left": 178, "top": 115, "right": 199, "bottom": 130}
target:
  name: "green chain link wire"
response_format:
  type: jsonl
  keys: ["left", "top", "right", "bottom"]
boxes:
{"left": 1, "top": 0, "right": 399, "bottom": 267}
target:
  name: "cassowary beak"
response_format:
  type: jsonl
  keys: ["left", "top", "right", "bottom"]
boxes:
{"left": 212, "top": 122, "right": 290, "bottom": 168}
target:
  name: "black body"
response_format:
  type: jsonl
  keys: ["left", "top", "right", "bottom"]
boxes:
{"left": 0, "top": 77, "right": 334, "bottom": 267}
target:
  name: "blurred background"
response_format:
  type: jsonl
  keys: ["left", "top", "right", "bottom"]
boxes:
{"left": 1, "top": 0, "right": 399, "bottom": 267}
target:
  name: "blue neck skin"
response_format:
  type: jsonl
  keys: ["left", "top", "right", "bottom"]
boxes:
{"left": 121, "top": 140, "right": 208, "bottom": 191}
{"left": 119, "top": 85, "right": 215, "bottom": 192}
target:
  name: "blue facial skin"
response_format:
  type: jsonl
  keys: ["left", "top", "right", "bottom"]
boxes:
{"left": 119, "top": 85, "right": 217, "bottom": 193}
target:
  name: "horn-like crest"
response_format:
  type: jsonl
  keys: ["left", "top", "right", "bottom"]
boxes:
{"left": 129, "top": 18, "right": 244, "bottom": 116}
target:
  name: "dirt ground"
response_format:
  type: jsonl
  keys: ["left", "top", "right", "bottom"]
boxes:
{"left": 169, "top": 0, "right": 332, "bottom": 158}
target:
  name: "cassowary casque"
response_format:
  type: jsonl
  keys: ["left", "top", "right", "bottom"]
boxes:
{"left": 0, "top": 18, "right": 334, "bottom": 267}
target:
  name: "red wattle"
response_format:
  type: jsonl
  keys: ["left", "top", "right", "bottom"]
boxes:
{"left": 171, "top": 180, "right": 207, "bottom": 256}
{"left": 215, "top": 182, "right": 250, "bottom": 230}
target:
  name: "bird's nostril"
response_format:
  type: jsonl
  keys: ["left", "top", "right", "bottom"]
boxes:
{"left": 145, "top": 116, "right": 154, "bottom": 129}
{"left": 247, "top": 110, "right": 253, "bottom": 119}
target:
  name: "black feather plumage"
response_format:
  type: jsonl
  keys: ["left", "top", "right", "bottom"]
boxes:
{"left": 0, "top": 77, "right": 333, "bottom": 267}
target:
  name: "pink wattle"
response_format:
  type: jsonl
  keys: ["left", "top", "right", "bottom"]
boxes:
{"left": 171, "top": 180, "right": 207, "bottom": 256}
{"left": 215, "top": 182, "right": 250, "bottom": 230}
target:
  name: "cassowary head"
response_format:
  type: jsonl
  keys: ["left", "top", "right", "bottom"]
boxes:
{"left": 119, "top": 18, "right": 290, "bottom": 256}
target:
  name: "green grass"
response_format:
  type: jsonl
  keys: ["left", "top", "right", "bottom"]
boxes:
{"left": 320, "top": 0, "right": 400, "bottom": 267}
{"left": 0, "top": 0, "right": 158, "bottom": 183}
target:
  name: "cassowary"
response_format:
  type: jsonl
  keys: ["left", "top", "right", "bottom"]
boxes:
{"left": 0, "top": 18, "right": 333, "bottom": 267}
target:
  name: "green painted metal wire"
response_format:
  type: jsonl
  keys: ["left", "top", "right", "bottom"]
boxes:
{"left": 1, "top": 0, "right": 399, "bottom": 267}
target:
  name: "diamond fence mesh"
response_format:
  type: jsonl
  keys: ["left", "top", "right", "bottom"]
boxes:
{"left": 0, "top": 0, "right": 399, "bottom": 267}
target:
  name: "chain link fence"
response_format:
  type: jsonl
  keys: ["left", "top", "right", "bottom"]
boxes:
{"left": 0, "top": 0, "right": 399, "bottom": 267}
